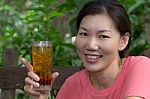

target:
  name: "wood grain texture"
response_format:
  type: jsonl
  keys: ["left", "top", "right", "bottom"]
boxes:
{"left": 0, "top": 67, "right": 27, "bottom": 89}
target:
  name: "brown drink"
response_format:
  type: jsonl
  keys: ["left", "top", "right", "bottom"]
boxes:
{"left": 32, "top": 41, "right": 53, "bottom": 90}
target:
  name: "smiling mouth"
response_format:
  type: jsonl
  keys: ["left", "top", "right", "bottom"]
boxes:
{"left": 85, "top": 54, "right": 103, "bottom": 62}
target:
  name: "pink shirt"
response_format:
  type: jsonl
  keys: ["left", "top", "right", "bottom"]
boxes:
{"left": 56, "top": 56, "right": 150, "bottom": 99}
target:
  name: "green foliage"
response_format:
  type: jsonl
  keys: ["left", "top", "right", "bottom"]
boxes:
{"left": 120, "top": 0, "right": 150, "bottom": 56}
{"left": 0, "top": 0, "right": 83, "bottom": 67}
{"left": 0, "top": 0, "right": 150, "bottom": 99}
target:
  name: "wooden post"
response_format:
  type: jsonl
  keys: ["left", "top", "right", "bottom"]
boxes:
{"left": 144, "top": 3, "right": 150, "bottom": 58}
{"left": 0, "top": 48, "right": 27, "bottom": 99}
{"left": 1, "top": 48, "right": 18, "bottom": 99}
{"left": 144, "top": 14, "right": 150, "bottom": 57}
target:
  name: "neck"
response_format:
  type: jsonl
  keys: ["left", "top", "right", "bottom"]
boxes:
{"left": 90, "top": 71, "right": 115, "bottom": 90}
{"left": 89, "top": 58, "right": 123, "bottom": 90}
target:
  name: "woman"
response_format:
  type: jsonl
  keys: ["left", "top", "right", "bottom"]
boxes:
{"left": 22, "top": 0, "right": 150, "bottom": 99}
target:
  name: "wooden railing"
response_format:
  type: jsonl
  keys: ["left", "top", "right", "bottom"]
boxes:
{"left": 0, "top": 48, "right": 81, "bottom": 99}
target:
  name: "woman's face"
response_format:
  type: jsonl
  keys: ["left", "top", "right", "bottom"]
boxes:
{"left": 75, "top": 14, "right": 129, "bottom": 72}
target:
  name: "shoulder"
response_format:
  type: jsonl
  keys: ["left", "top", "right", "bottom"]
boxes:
{"left": 122, "top": 56, "right": 150, "bottom": 73}
{"left": 125, "top": 56, "right": 150, "bottom": 77}
{"left": 62, "top": 69, "right": 90, "bottom": 92}
{"left": 56, "top": 69, "right": 88, "bottom": 99}
{"left": 128, "top": 56, "right": 150, "bottom": 62}
{"left": 57, "top": 69, "right": 88, "bottom": 97}
{"left": 66, "top": 69, "right": 88, "bottom": 84}
{"left": 125, "top": 56, "right": 150, "bottom": 69}
{"left": 123, "top": 56, "right": 150, "bottom": 98}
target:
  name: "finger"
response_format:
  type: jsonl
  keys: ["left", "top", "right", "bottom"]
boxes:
{"left": 25, "top": 77, "right": 39, "bottom": 87}
{"left": 52, "top": 72, "right": 59, "bottom": 80}
{"left": 24, "top": 84, "right": 41, "bottom": 96}
{"left": 21, "top": 58, "right": 33, "bottom": 72}
{"left": 51, "top": 72, "right": 59, "bottom": 84}
{"left": 28, "top": 71, "right": 40, "bottom": 81}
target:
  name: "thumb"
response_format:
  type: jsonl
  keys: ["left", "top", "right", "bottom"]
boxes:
{"left": 51, "top": 72, "right": 59, "bottom": 85}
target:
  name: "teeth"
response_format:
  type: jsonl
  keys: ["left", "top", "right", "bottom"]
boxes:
{"left": 86, "top": 55, "right": 99, "bottom": 59}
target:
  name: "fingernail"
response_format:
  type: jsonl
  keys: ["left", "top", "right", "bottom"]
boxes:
{"left": 56, "top": 72, "right": 59, "bottom": 76}
{"left": 35, "top": 83, "right": 40, "bottom": 87}
{"left": 21, "top": 58, "right": 25, "bottom": 62}
{"left": 36, "top": 77, "right": 40, "bottom": 81}
{"left": 35, "top": 74, "right": 40, "bottom": 81}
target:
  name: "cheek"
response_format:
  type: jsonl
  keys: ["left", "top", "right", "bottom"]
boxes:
{"left": 75, "top": 37, "right": 86, "bottom": 54}
{"left": 75, "top": 38, "right": 82, "bottom": 60}
{"left": 75, "top": 38, "right": 86, "bottom": 59}
{"left": 75, "top": 37, "right": 81, "bottom": 52}
{"left": 101, "top": 41, "right": 120, "bottom": 53}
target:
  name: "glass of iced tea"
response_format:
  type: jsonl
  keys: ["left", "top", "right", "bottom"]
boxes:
{"left": 32, "top": 41, "right": 53, "bottom": 90}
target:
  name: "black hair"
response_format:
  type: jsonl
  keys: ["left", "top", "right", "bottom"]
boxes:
{"left": 76, "top": 0, "right": 131, "bottom": 58}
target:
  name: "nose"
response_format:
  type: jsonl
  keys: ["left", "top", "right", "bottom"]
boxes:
{"left": 86, "top": 38, "right": 99, "bottom": 51}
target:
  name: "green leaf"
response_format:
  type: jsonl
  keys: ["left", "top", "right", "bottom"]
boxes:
{"left": 48, "top": 10, "right": 64, "bottom": 19}
{"left": 128, "top": 1, "right": 145, "bottom": 14}
{"left": 0, "top": 36, "right": 10, "bottom": 40}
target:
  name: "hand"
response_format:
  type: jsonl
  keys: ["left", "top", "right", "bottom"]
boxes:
{"left": 22, "top": 58, "right": 59, "bottom": 99}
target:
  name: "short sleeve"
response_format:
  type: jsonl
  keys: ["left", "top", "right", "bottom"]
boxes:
{"left": 123, "top": 56, "right": 150, "bottom": 98}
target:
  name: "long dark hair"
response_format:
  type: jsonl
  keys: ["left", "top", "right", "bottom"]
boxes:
{"left": 76, "top": 0, "right": 131, "bottom": 58}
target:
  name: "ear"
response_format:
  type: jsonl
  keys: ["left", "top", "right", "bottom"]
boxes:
{"left": 119, "top": 32, "right": 130, "bottom": 51}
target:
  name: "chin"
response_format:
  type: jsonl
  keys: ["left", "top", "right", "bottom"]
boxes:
{"left": 84, "top": 65, "right": 102, "bottom": 72}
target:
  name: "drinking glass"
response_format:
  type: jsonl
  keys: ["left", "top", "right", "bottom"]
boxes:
{"left": 32, "top": 41, "right": 53, "bottom": 90}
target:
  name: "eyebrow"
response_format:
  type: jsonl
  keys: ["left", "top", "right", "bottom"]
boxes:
{"left": 79, "top": 27, "right": 88, "bottom": 32}
{"left": 98, "top": 29, "right": 111, "bottom": 33}
{"left": 79, "top": 26, "right": 111, "bottom": 33}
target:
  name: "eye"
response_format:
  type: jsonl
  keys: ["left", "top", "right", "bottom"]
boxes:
{"left": 78, "top": 32, "right": 88, "bottom": 37}
{"left": 99, "top": 35, "right": 110, "bottom": 39}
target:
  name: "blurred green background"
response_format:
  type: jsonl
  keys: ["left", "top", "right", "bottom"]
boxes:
{"left": 0, "top": 0, "right": 150, "bottom": 98}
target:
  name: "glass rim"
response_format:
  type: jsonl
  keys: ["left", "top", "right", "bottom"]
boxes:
{"left": 32, "top": 41, "right": 52, "bottom": 47}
